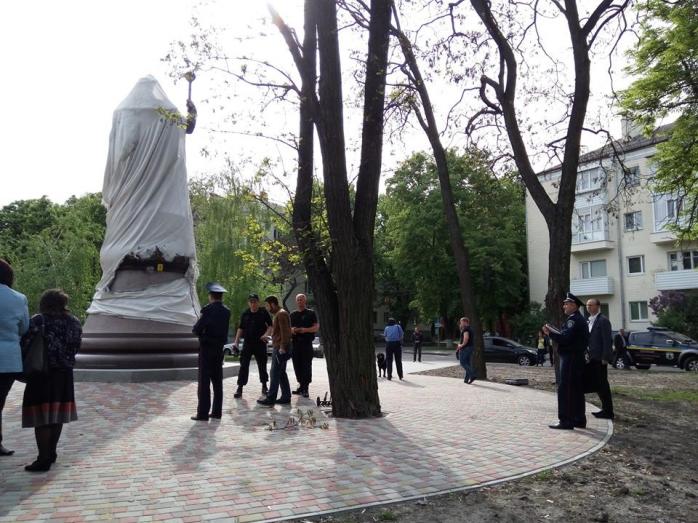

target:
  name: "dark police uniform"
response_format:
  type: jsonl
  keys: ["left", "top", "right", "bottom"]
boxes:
{"left": 192, "top": 298, "right": 231, "bottom": 419}
{"left": 290, "top": 307, "right": 318, "bottom": 394}
{"left": 548, "top": 304, "right": 589, "bottom": 429}
{"left": 237, "top": 307, "right": 273, "bottom": 388}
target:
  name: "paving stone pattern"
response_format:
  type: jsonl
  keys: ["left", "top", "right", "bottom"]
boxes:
{"left": 0, "top": 359, "right": 611, "bottom": 522}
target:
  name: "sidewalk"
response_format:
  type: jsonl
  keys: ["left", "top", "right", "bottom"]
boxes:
{"left": 0, "top": 359, "right": 611, "bottom": 522}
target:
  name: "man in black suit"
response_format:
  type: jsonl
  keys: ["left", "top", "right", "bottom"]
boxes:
{"left": 543, "top": 292, "right": 589, "bottom": 430}
{"left": 585, "top": 298, "right": 614, "bottom": 419}
{"left": 191, "top": 282, "right": 231, "bottom": 421}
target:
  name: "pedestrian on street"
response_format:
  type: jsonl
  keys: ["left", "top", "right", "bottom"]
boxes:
{"left": 457, "top": 317, "right": 476, "bottom": 384}
{"left": 543, "top": 292, "right": 588, "bottom": 430}
{"left": 191, "top": 282, "right": 231, "bottom": 421}
{"left": 585, "top": 298, "right": 614, "bottom": 419}
{"left": 290, "top": 293, "right": 319, "bottom": 399}
{"left": 413, "top": 326, "right": 423, "bottom": 362}
{"left": 614, "top": 328, "right": 631, "bottom": 370}
{"left": 21, "top": 289, "right": 81, "bottom": 472}
{"left": 257, "top": 296, "right": 292, "bottom": 406}
{"left": 383, "top": 318, "right": 404, "bottom": 381}
{"left": 232, "top": 294, "right": 273, "bottom": 399}
{"left": 536, "top": 330, "right": 549, "bottom": 366}
{"left": 0, "top": 259, "right": 29, "bottom": 457}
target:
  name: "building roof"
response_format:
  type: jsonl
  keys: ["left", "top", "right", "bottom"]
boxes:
{"left": 538, "top": 123, "right": 673, "bottom": 176}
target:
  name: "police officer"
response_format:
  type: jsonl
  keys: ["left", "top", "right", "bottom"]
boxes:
{"left": 290, "top": 293, "right": 319, "bottom": 398}
{"left": 232, "top": 294, "right": 273, "bottom": 398}
{"left": 543, "top": 292, "right": 589, "bottom": 430}
{"left": 191, "top": 282, "right": 231, "bottom": 421}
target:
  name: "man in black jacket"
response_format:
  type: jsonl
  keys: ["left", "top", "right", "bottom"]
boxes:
{"left": 585, "top": 298, "right": 614, "bottom": 419}
{"left": 543, "top": 292, "right": 589, "bottom": 430}
{"left": 191, "top": 282, "right": 231, "bottom": 421}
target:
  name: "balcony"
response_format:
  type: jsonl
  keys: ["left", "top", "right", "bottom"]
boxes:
{"left": 571, "top": 230, "right": 614, "bottom": 253}
{"left": 655, "top": 270, "right": 698, "bottom": 291}
{"left": 570, "top": 276, "right": 615, "bottom": 296}
{"left": 650, "top": 229, "right": 678, "bottom": 244}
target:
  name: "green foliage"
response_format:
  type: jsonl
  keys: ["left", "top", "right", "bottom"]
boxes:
{"left": 650, "top": 291, "right": 698, "bottom": 340}
{"left": 620, "top": 0, "right": 698, "bottom": 238}
{"left": 375, "top": 150, "right": 527, "bottom": 329}
{"left": 509, "top": 302, "right": 547, "bottom": 346}
{"left": 0, "top": 194, "right": 106, "bottom": 319}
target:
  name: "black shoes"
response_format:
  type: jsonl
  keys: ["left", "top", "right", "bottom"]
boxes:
{"left": 549, "top": 423, "right": 574, "bottom": 430}
{"left": 592, "top": 411, "right": 615, "bottom": 419}
{"left": 191, "top": 415, "right": 209, "bottom": 421}
{"left": 469, "top": 377, "right": 477, "bottom": 384}
{"left": 275, "top": 398, "right": 291, "bottom": 405}
{"left": 210, "top": 414, "right": 222, "bottom": 419}
{"left": 25, "top": 459, "right": 51, "bottom": 472}
{"left": 292, "top": 387, "right": 302, "bottom": 395}
{"left": 234, "top": 386, "right": 243, "bottom": 399}
{"left": 262, "top": 383, "right": 268, "bottom": 395}
{"left": 257, "top": 398, "right": 275, "bottom": 407}
{"left": 0, "top": 445, "right": 14, "bottom": 456}
{"left": 302, "top": 390, "right": 309, "bottom": 398}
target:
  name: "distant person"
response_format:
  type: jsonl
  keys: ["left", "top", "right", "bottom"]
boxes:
{"left": 543, "top": 292, "right": 588, "bottom": 430}
{"left": 232, "top": 294, "right": 273, "bottom": 399}
{"left": 585, "top": 298, "right": 614, "bottom": 419}
{"left": 383, "top": 318, "right": 404, "bottom": 380}
{"left": 290, "top": 293, "right": 319, "bottom": 399}
{"left": 413, "top": 326, "right": 423, "bottom": 363}
{"left": 456, "top": 317, "right": 476, "bottom": 384}
{"left": 21, "top": 289, "right": 81, "bottom": 472}
{"left": 536, "top": 330, "right": 549, "bottom": 366}
{"left": 258, "top": 296, "right": 292, "bottom": 406}
{"left": 614, "top": 328, "right": 631, "bottom": 370}
{"left": 0, "top": 259, "right": 29, "bottom": 457}
{"left": 191, "top": 282, "right": 231, "bottom": 421}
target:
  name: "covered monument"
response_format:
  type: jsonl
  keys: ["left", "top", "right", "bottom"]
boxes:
{"left": 78, "top": 76, "right": 201, "bottom": 371}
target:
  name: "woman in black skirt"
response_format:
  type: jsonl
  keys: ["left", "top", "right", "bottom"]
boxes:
{"left": 21, "top": 289, "right": 81, "bottom": 472}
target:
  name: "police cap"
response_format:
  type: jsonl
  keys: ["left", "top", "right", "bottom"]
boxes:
{"left": 206, "top": 281, "right": 227, "bottom": 293}
{"left": 248, "top": 293, "right": 260, "bottom": 301}
{"left": 563, "top": 292, "right": 583, "bottom": 308}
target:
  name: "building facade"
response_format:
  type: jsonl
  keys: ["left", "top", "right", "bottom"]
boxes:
{"left": 526, "top": 124, "right": 698, "bottom": 331}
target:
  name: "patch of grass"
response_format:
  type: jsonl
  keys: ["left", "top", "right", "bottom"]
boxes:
{"left": 612, "top": 387, "right": 698, "bottom": 403}
{"left": 378, "top": 510, "right": 398, "bottom": 521}
{"left": 224, "top": 355, "right": 240, "bottom": 362}
{"left": 534, "top": 469, "right": 554, "bottom": 481}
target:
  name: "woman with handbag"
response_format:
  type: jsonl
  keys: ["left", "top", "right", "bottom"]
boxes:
{"left": 0, "top": 259, "right": 30, "bottom": 457}
{"left": 21, "top": 289, "right": 81, "bottom": 472}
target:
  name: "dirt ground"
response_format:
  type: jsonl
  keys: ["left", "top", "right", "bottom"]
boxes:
{"left": 292, "top": 364, "right": 698, "bottom": 523}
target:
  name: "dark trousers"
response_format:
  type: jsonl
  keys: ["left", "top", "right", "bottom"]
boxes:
{"left": 587, "top": 359, "right": 614, "bottom": 415}
{"left": 537, "top": 349, "right": 547, "bottom": 366}
{"left": 459, "top": 346, "right": 475, "bottom": 382}
{"left": 291, "top": 340, "right": 313, "bottom": 390}
{"left": 558, "top": 352, "right": 586, "bottom": 427}
{"left": 237, "top": 342, "right": 268, "bottom": 387}
{"left": 197, "top": 344, "right": 224, "bottom": 418}
{"left": 413, "top": 343, "right": 422, "bottom": 362}
{"left": 385, "top": 341, "right": 403, "bottom": 379}
{"left": 267, "top": 347, "right": 291, "bottom": 401}
{"left": 0, "top": 373, "right": 16, "bottom": 445}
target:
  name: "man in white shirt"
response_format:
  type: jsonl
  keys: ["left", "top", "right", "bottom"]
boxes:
{"left": 585, "top": 299, "right": 614, "bottom": 419}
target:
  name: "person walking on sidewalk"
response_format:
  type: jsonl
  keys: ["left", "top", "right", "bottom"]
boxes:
{"left": 258, "top": 296, "right": 293, "bottom": 406}
{"left": 413, "top": 326, "right": 423, "bottom": 362}
{"left": 191, "top": 282, "right": 231, "bottom": 421}
{"left": 585, "top": 298, "right": 614, "bottom": 420}
{"left": 290, "top": 293, "right": 319, "bottom": 399}
{"left": 457, "top": 317, "right": 476, "bottom": 384}
{"left": 232, "top": 294, "right": 273, "bottom": 399}
{"left": 383, "top": 318, "right": 404, "bottom": 380}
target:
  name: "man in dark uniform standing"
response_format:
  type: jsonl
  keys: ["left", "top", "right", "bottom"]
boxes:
{"left": 543, "top": 292, "right": 589, "bottom": 430}
{"left": 290, "top": 293, "right": 319, "bottom": 398}
{"left": 191, "top": 282, "right": 231, "bottom": 421}
{"left": 232, "top": 294, "right": 273, "bottom": 398}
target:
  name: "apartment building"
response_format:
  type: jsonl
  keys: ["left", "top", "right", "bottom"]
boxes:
{"left": 526, "top": 122, "right": 698, "bottom": 331}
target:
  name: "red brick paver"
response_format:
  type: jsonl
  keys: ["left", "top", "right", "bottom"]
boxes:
{"left": 0, "top": 360, "right": 611, "bottom": 522}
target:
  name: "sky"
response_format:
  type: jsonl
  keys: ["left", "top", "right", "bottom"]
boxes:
{"left": 1, "top": 1, "right": 636, "bottom": 208}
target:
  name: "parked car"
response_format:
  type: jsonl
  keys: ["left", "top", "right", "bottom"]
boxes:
{"left": 222, "top": 338, "right": 273, "bottom": 356}
{"left": 621, "top": 327, "right": 698, "bottom": 371}
{"left": 483, "top": 336, "right": 538, "bottom": 366}
{"left": 313, "top": 337, "right": 323, "bottom": 358}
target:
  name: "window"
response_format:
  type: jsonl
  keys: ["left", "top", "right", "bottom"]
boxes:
{"left": 624, "top": 166, "right": 640, "bottom": 187}
{"left": 600, "top": 303, "right": 610, "bottom": 317}
{"left": 580, "top": 259, "right": 607, "bottom": 279}
{"left": 624, "top": 211, "right": 642, "bottom": 231}
{"left": 575, "top": 168, "right": 602, "bottom": 193}
{"left": 631, "top": 332, "right": 652, "bottom": 346}
{"left": 667, "top": 198, "right": 682, "bottom": 220}
{"left": 627, "top": 255, "right": 645, "bottom": 274}
{"left": 669, "top": 250, "right": 698, "bottom": 271}
{"left": 630, "top": 301, "right": 649, "bottom": 321}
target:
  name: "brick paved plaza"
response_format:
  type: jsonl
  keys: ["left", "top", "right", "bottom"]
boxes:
{"left": 0, "top": 359, "right": 612, "bottom": 522}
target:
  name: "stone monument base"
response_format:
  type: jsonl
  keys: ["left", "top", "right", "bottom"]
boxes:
{"left": 75, "top": 362, "right": 240, "bottom": 383}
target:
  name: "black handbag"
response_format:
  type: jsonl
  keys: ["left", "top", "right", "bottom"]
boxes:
{"left": 22, "top": 315, "right": 49, "bottom": 377}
